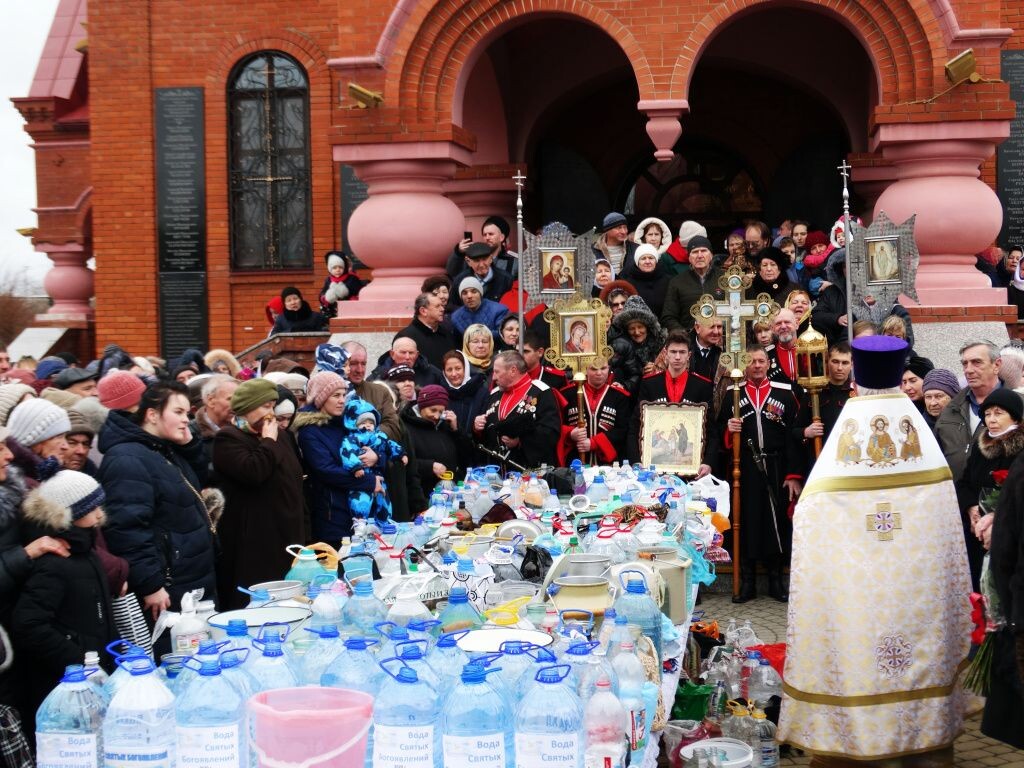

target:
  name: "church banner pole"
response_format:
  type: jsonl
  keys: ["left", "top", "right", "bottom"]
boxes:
{"left": 731, "top": 369, "right": 743, "bottom": 600}
{"left": 838, "top": 160, "right": 854, "bottom": 341}
{"left": 514, "top": 170, "right": 526, "bottom": 355}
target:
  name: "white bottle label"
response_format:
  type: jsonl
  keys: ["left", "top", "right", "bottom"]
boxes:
{"left": 515, "top": 732, "right": 579, "bottom": 766}
{"left": 176, "top": 724, "right": 239, "bottom": 766}
{"left": 36, "top": 733, "right": 98, "bottom": 768}
{"left": 173, "top": 629, "right": 210, "bottom": 653}
{"left": 102, "top": 745, "right": 172, "bottom": 768}
{"left": 373, "top": 724, "right": 434, "bottom": 767}
{"left": 443, "top": 733, "right": 506, "bottom": 767}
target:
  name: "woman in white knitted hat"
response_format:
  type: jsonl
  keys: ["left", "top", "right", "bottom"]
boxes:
{"left": 5, "top": 399, "right": 71, "bottom": 486}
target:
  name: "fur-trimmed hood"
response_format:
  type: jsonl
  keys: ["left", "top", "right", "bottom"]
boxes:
{"left": 21, "top": 488, "right": 78, "bottom": 532}
{"left": 203, "top": 349, "right": 242, "bottom": 376}
{"left": 290, "top": 407, "right": 337, "bottom": 432}
{"left": 978, "top": 425, "right": 1024, "bottom": 460}
{"left": 633, "top": 217, "right": 672, "bottom": 255}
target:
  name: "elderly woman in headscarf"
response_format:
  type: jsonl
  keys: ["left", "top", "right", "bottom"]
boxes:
{"left": 611, "top": 296, "right": 665, "bottom": 389}
{"left": 749, "top": 247, "right": 795, "bottom": 305}
{"left": 292, "top": 371, "right": 379, "bottom": 542}
{"left": 213, "top": 378, "right": 305, "bottom": 608}
{"left": 462, "top": 323, "right": 495, "bottom": 376}
{"left": 441, "top": 351, "right": 488, "bottom": 437}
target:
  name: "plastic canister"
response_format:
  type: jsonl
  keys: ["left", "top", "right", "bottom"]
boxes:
{"left": 248, "top": 687, "right": 373, "bottom": 768}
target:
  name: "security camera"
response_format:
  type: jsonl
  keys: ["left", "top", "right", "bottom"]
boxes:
{"left": 348, "top": 82, "right": 383, "bottom": 109}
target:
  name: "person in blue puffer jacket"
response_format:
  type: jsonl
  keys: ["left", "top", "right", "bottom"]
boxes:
{"left": 96, "top": 381, "right": 217, "bottom": 623}
{"left": 338, "top": 398, "right": 405, "bottom": 524}
{"left": 292, "top": 371, "right": 381, "bottom": 542}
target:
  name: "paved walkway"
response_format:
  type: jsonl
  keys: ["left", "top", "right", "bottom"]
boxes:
{"left": 691, "top": 589, "right": 1024, "bottom": 767}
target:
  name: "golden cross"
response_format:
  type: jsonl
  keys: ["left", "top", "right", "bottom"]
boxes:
{"left": 866, "top": 502, "right": 901, "bottom": 541}
{"left": 690, "top": 266, "right": 778, "bottom": 373}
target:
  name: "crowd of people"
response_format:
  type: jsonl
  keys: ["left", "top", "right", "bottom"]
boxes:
{"left": 0, "top": 209, "right": 1021, "bottom": 750}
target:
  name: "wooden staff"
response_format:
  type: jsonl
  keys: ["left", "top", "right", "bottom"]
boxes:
{"left": 575, "top": 374, "right": 589, "bottom": 463}
{"left": 810, "top": 388, "right": 823, "bottom": 458}
{"left": 731, "top": 370, "right": 743, "bottom": 600}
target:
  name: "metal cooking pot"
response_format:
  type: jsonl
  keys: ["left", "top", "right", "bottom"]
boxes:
{"left": 559, "top": 553, "right": 611, "bottom": 578}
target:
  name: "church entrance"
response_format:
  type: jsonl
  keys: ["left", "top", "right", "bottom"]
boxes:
{"left": 458, "top": 7, "right": 876, "bottom": 240}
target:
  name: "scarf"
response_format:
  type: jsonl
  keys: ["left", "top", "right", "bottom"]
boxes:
{"left": 462, "top": 341, "right": 493, "bottom": 371}
{"left": 988, "top": 424, "right": 1018, "bottom": 439}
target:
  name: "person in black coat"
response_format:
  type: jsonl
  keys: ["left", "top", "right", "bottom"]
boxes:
{"left": 97, "top": 382, "right": 218, "bottom": 622}
{"left": 13, "top": 465, "right": 116, "bottom": 719}
{"left": 271, "top": 286, "right": 328, "bottom": 334}
{"left": 401, "top": 386, "right": 468, "bottom": 498}
{"left": 625, "top": 244, "right": 671, "bottom": 319}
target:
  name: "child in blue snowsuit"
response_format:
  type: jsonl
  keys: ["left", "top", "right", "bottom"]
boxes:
{"left": 338, "top": 398, "right": 405, "bottom": 523}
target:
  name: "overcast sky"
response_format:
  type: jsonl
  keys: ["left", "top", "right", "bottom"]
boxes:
{"left": 0, "top": 2, "right": 61, "bottom": 295}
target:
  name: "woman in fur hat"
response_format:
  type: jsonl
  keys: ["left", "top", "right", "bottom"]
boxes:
{"left": 203, "top": 349, "right": 242, "bottom": 378}
{"left": 632, "top": 217, "right": 671, "bottom": 254}
{"left": 611, "top": 296, "right": 666, "bottom": 388}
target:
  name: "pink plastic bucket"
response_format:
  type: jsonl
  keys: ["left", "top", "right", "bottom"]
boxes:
{"left": 248, "top": 687, "right": 373, "bottom": 768}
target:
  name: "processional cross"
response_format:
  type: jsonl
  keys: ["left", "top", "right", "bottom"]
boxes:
{"left": 690, "top": 266, "right": 779, "bottom": 600}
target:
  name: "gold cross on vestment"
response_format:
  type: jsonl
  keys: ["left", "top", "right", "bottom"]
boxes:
{"left": 867, "top": 502, "right": 902, "bottom": 541}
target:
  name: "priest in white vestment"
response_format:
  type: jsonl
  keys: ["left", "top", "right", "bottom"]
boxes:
{"left": 778, "top": 335, "right": 972, "bottom": 762}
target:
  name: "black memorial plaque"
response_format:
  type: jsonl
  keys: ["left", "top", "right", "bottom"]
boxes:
{"left": 159, "top": 272, "right": 209, "bottom": 359}
{"left": 340, "top": 164, "right": 369, "bottom": 268}
{"left": 998, "top": 50, "right": 1024, "bottom": 247}
{"left": 155, "top": 88, "right": 206, "bottom": 272}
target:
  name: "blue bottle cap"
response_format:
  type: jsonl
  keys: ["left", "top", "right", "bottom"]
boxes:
{"left": 442, "top": 552, "right": 458, "bottom": 564}
{"left": 305, "top": 624, "right": 340, "bottom": 639}
{"left": 307, "top": 583, "right": 321, "bottom": 599}
{"left": 396, "top": 640, "right": 428, "bottom": 660}
{"left": 396, "top": 666, "right": 418, "bottom": 683}
{"left": 759, "top": 659, "right": 772, "bottom": 666}
{"left": 448, "top": 586, "right": 469, "bottom": 604}
{"left": 593, "top": 475, "right": 605, "bottom": 484}
{"left": 220, "top": 651, "right": 244, "bottom": 669}
{"left": 457, "top": 559, "right": 475, "bottom": 574}
{"left": 61, "top": 665, "right": 87, "bottom": 683}
{"left": 626, "top": 579, "right": 647, "bottom": 594}
{"left": 197, "top": 639, "right": 221, "bottom": 655}
{"left": 414, "top": 515, "right": 424, "bottom": 524}
{"left": 344, "top": 637, "right": 377, "bottom": 651}
{"left": 615, "top": 613, "right": 627, "bottom": 625}
{"left": 499, "top": 641, "right": 531, "bottom": 655}
{"left": 353, "top": 581, "right": 374, "bottom": 596}
{"left": 604, "top": 608, "right": 616, "bottom": 620}
{"left": 535, "top": 664, "right": 570, "bottom": 684}
{"left": 460, "top": 663, "right": 486, "bottom": 683}
{"left": 436, "top": 629, "right": 469, "bottom": 648}
{"left": 408, "top": 619, "right": 441, "bottom": 633}
{"left": 565, "top": 641, "right": 599, "bottom": 656}
{"left": 226, "top": 619, "right": 250, "bottom": 636}
{"left": 199, "top": 659, "right": 221, "bottom": 676}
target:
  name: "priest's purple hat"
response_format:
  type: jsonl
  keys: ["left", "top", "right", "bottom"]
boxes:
{"left": 851, "top": 335, "right": 909, "bottom": 389}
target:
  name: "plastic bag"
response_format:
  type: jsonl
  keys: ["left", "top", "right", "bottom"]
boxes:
{"left": 689, "top": 474, "right": 730, "bottom": 518}
{"left": 671, "top": 680, "right": 713, "bottom": 721}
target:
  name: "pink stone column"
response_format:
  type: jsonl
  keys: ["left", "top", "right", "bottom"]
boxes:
{"left": 871, "top": 121, "right": 1010, "bottom": 306}
{"left": 444, "top": 175, "right": 518, "bottom": 250}
{"left": 37, "top": 242, "right": 94, "bottom": 321}
{"left": 638, "top": 100, "right": 689, "bottom": 162}
{"left": 333, "top": 142, "right": 470, "bottom": 318}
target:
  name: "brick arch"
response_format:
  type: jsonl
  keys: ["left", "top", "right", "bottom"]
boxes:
{"left": 391, "top": 0, "right": 657, "bottom": 122}
{"left": 207, "top": 33, "right": 330, "bottom": 88}
{"left": 671, "top": 0, "right": 938, "bottom": 106}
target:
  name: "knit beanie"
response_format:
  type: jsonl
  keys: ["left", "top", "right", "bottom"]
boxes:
{"left": 686, "top": 235, "right": 713, "bottom": 254}
{"left": 417, "top": 384, "right": 449, "bottom": 409}
{"left": 25, "top": 466, "right": 106, "bottom": 525}
{"left": 922, "top": 368, "right": 960, "bottom": 398}
{"left": 980, "top": 387, "right": 1024, "bottom": 423}
{"left": 7, "top": 399, "right": 72, "bottom": 447}
{"left": 600, "top": 212, "right": 628, "bottom": 233}
{"left": 306, "top": 372, "right": 347, "bottom": 410}
{"left": 633, "top": 244, "right": 660, "bottom": 267}
{"left": 805, "top": 231, "right": 829, "bottom": 250}
{"left": 281, "top": 286, "right": 302, "bottom": 302}
{"left": 40, "top": 387, "right": 82, "bottom": 410}
{"left": 678, "top": 220, "right": 708, "bottom": 244}
{"left": 69, "top": 398, "right": 109, "bottom": 437}
{"left": 66, "top": 409, "right": 94, "bottom": 438}
{"left": 0, "top": 383, "right": 35, "bottom": 426}
{"left": 35, "top": 357, "right": 68, "bottom": 381}
{"left": 98, "top": 371, "right": 147, "bottom": 411}
{"left": 459, "top": 276, "right": 484, "bottom": 297}
{"left": 230, "top": 378, "right": 279, "bottom": 417}
{"left": 326, "top": 253, "right": 345, "bottom": 270}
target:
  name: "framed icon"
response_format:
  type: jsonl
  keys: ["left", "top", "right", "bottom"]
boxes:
{"left": 639, "top": 401, "right": 707, "bottom": 476}
{"left": 865, "top": 236, "right": 901, "bottom": 284}
{"left": 540, "top": 248, "right": 577, "bottom": 293}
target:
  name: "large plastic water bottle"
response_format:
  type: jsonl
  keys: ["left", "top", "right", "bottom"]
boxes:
{"left": 570, "top": 459, "right": 587, "bottom": 495}
{"left": 426, "top": 631, "right": 470, "bottom": 700}
{"left": 102, "top": 641, "right": 149, "bottom": 700}
{"left": 298, "top": 624, "right": 345, "bottom": 684}
{"left": 223, "top": 618, "right": 255, "bottom": 657}
{"left": 542, "top": 489, "right": 561, "bottom": 516}
{"left": 611, "top": 641, "right": 648, "bottom": 754}
{"left": 576, "top": 648, "right": 619, "bottom": 702}
{"left": 585, "top": 475, "right": 609, "bottom": 505}
{"left": 373, "top": 662, "right": 441, "bottom": 767}
{"left": 342, "top": 580, "right": 390, "bottom": 634}
{"left": 36, "top": 665, "right": 106, "bottom": 767}
{"left": 751, "top": 703, "right": 780, "bottom": 767}
{"left": 515, "top": 647, "right": 558, "bottom": 702}
{"left": 320, "top": 637, "right": 382, "bottom": 693}
{"left": 442, "top": 663, "right": 513, "bottom": 767}
{"left": 411, "top": 516, "right": 430, "bottom": 548}
{"left": 611, "top": 573, "right": 663, "bottom": 659}
{"left": 515, "top": 665, "right": 583, "bottom": 768}
{"left": 437, "top": 586, "right": 483, "bottom": 633}
{"left": 248, "top": 632, "right": 298, "bottom": 692}
{"left": 103, "top": 658, "right": 175, "bottom": 768}
{"left": 174, "top": 639, "right": 228, "bottom": 694}
{"left": 394, "top": 640, "right": 441, "bottom": 688}
{"left": 175, "top": 657, "right": 245, "bottom": 768}
{"left": 308, "top": 575, "right": 343, "bottom": 630}
{"left": 583, "top": 676, "right": 627, "bottom": 768}
{"left": 494, "top": 641, "right": 536, "bottom": 704}
{"left": 218, "top": 650, "right": 257, "bottom": 701}
{"left": 739, "top": 650, "right": 762, "bottom": 701}
{"left": 375, "top": 621, "right": 412, "bottom": 660}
